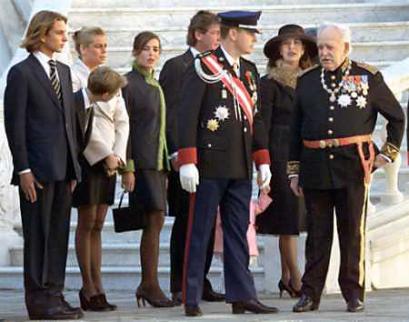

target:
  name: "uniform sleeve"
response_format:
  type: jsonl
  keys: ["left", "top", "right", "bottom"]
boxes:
{"left": 4, "top": 66, "right": 29, "bottom": 172}
{"left": 258, "top": 77, "right": 278, "bottom": 144}
{"left": 177, "top": 62, "right": 206, "bottom": 166}
{"left": 371, "top": 72, "right": 405, "bottom": 161}
{"left": 159, "top": 59, "right": 181, "bottom": 154}
{"left": 120, "top": 82, "right": 135, "bottom": 172}
{"left": 252, "top": 68, "right": 270, "bottom": 166}
{"left": 287, "top": 80, "right": 304, "bottom": 175}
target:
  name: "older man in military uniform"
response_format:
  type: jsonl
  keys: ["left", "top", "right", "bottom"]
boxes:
{"left": 288, "top": 23, "right": 404, "bottom": 313}
{"left": 177, "top": 10, "right": 278, "bottom": 316}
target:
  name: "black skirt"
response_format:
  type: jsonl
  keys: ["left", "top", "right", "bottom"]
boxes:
{"left": 256, "top": 160, "right": 306, "bottom": 235}
{"left": 129, "top": 169, "right": 167, "bottom": 215}
{"left": 72, "top": 158, "right": 116, "bottom": 207}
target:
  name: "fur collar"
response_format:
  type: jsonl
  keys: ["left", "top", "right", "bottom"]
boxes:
{"left": 267, "top": 60, "right": 301, "bottom": 89}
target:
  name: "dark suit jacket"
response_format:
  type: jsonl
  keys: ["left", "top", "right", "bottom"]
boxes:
{"left": 4, "top": 54, "right": 81, "bottom": 185}
{"left": 159, "top": 49, "right": 193, "bottom": 154}
{"left": 73, "top": 90, "right": 94, "bottom": 154}
{"left": 178, "top": 47, "right": 269, "bottom": 179}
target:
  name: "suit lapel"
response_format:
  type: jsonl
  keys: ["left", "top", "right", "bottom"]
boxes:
{"left": 28, "top": 54, "right": 62, "bottom": 111}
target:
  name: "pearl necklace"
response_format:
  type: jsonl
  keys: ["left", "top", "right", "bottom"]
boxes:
{"left": 320, "top": 60, "right": 352, "bottom": 102}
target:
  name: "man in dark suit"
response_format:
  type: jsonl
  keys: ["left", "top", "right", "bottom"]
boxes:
{"left": 288, "top": 23, "right": 404, "bottom": 313}
{"left": 159, "top": 10, "right": 223, "bottom": 305}
{"left": 177, "top": 11, "right": 278, "bottom": 316}
{"left": 4, "top": 10, "right": 82, "bottom": 320}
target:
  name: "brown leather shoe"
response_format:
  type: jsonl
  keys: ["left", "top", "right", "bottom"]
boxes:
{"left": 185, "top": 305, "right": 203, "bottom": 317}
{"left": 232, "top": 299, "right": 278, "bottom": 314}
{"left": 347, "top": 298, "right": 364, "bottom": 312}
{"left": 59, "top": 294, "right": 83, "bottom": 317}
{"left": 293, "top": 294, "right": 319, "bottom": 312}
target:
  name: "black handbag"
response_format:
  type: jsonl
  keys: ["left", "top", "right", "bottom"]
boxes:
{"left": 112, "top": 191, "right": 147, "bottom": 232}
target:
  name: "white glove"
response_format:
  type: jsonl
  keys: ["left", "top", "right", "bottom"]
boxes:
{"left": 257, "top": 164, "right": 271, "bottom": 190}
{"left": 179, "top": 163, "right": 199, "bottom": 193}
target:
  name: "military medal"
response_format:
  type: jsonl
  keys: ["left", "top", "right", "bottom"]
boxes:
{"left": 356, "top": 96, "right": 367, "bottom": 109}
{"left": 207, "top": 119, "right": 220, "bottom": 132}
{"left": 214, "top": 105, "right": 230, "bottom": 121}
{"left": 321, "top": 59, "right": 352, "bottom": 104}
{"left": 221, "top": 89, "right": 227, "bottom": 99}
{"left": 337, "top": 94, "right": 351, "bottom": 108}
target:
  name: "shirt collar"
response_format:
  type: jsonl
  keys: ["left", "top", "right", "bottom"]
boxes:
{"left": 33, "top": 51, "right": 55, "bottom": 75}
{"left": 220, "top": 45, "right": 240, "bottom": 68}
{"left": 189, "top": 47, "right": 200, "bottom": 58}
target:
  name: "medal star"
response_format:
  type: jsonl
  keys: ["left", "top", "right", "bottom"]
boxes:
{"left": 337, "top": 94, "right": 352, "bottom": 108}
{"left": 356, "top": 96, "right": 367, "bottom": 109}
{"left": 214, "top": 105, "right": 230, "bottom": 121}
{"left": 207, "top": 119, "right": 220, "bottom": 132}
{"left": 361, "top": 82, "right": 369, "bottom": 92}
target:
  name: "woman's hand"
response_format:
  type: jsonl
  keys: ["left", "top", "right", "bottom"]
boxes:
{"left": 105, "top": 154, "right": 120, "bottom": 170}
{"left": 122, "top": 172, "right": 135, "bottom": 192}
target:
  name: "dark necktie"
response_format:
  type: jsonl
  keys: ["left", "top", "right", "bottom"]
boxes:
{"left": 48, "top": 60, "right": 62, "bottom": 103}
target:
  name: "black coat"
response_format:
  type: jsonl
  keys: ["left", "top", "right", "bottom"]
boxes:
{"left": 159, "top": 49, "right": 193, "bottom": 155}
{"left": 178, "top": 47, "right": 269, "bottom": 179}
{"left": 122, "top": 68, "right": 163, "bottom": 170}
{"left": 289, "top": 60, "right": 405, "bottom": 189}
{"left": 73, "top": 90, "right": 94, "bottom": 154}
{"left": 4, "top": 54, "right": 80, "bottom": 184}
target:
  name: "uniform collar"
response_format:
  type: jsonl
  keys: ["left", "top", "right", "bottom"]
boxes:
{"left": 189, "top": 46, "right": 200, "bottom": 58}
{"left": 220, "top": 45, "right": 240, "bottom": 69}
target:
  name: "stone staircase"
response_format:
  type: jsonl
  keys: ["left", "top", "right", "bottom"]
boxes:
{"left": 1, "top": 0, "right": 409, "bottom": 293}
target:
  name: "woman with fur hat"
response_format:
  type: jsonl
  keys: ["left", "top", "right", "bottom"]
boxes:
{"left": 256, "top": 24, "right": 317, "bottom": 298}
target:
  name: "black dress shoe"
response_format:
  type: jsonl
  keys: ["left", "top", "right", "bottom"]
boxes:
{"left": 347, "top": 298, "right": 364, "bottom": 312}
{"left": 293, "top": 294, "right": 319, "bottom": 312}
{"left": 28, "top": 305, "right": 83, "bottom": 320}
{"left": 232, "top": 299, "right": 279, "bottom": 314}
{"left": 185, "top": 305, "right": 203, "bottom": 317}
{"left": 202, "top": 287, "right": 225, "bottom": 302}
{"left": 171, "top": 292, "right": 183, "bottom": 306}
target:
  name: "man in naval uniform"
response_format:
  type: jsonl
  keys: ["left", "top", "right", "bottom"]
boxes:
{"left": 288, "top": 23, "right": 404, "bottom": 313}
{"left": 159, "top": 10, "right": 224, "bottom": 305}
{"left": 177, "top": 10, "right": 278, "bottom": 316}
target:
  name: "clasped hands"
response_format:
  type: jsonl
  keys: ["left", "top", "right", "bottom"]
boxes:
{"left": 179, "top": 163, "right": 272, "bottom": 193}
{"left": 104, "top": 154, "right": 122, "bottom": 177}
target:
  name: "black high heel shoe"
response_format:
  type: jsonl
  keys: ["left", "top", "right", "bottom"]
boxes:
{"left": 79, "top": 288, "right": 111, "bottom": 311}
{"left": 135, "top": 287, "right": 174, "bottom": 308}
{"left": 278, "top": 280, "right": 295, "bottom": 298}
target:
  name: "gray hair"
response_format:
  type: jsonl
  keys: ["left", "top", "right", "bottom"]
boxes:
{"left": 317, "top": 22, "right": 352, "bottom": 54}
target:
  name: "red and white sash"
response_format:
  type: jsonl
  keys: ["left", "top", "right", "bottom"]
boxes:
{"left": 201, "top": 54, "right": 255, "bottom": 130}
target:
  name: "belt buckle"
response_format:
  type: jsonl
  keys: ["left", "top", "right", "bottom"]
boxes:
{"left": 319, "top": 140, "right": 326, "bottom": 149}
{"left": 333, "top": 139, "right": 340, "bottom": 147}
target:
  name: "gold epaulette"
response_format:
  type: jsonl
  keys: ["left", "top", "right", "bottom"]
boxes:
{"left": 287, "top": 161, "right": 300, "bottom": 176}
{"left": 381, "top": 142, "right": 400, "bottom": 162}
{"left": 197, "top": 50, "right": 212, "bottom": 59}
{"left": 356, "top": 62, "right": 379, "bottom": 75}
{"left": 299, "top": 64, "right": 320, "bottom": 77}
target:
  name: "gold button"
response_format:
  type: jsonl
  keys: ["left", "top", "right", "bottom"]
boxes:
{"left": 244, "top": 127, "right": 248, "bottom": 133}
{"left": 331, "top": 75, "right": 336, "bottom": 80}
{"left": 243, "top": 115, "right": 247, "bottom": 120}
{"left": 328, "top": 129, "right": 333, "bottom": 135}
{"left": 329, "top": 117, "right": 334, "bottom": 122}
{"left": 207, "top": 143, "right": 212, "bottom": 148}
{"left": 331, "top": 83, "right": 336, "bottom": 88}
{"left": 330, "top": 106, "right": 335, "bottom": 110}
{"left": 329, "top": 154, "right": 334, "bottom": 159}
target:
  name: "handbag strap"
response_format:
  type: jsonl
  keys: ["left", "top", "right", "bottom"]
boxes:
{"left": 118, "top": 190, "right": 126, "bottom": 209}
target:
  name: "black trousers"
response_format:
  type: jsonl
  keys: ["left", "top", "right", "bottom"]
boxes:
{"left": 168, "top": 168, "right": 214, "bottom": 293}
{"left": 302, "top": 182, "right": 368, "bottom": 303}
{"left": 19, "top": 180, "right": 72, "bottom": 308}
{"left": 183, "top": 179, "right": 257, "bottom": 306}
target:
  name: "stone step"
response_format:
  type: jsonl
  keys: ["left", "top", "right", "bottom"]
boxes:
{"left": 80, "top": 21, "right": 409, "bottom": 48}
{"left": 0, "top": 266, "right": 266, "bottom": 292}
{"left": 93, "top": 41, "right": 409, "bottom": 69}
{"left": 68, "top": 3, "right": 409, "bottom": 29}
{"left": 8, "top": 242, "right": 266, "bottom": 267}
{"left": 71, "top": 0, "right": 406, "bottom": 8}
